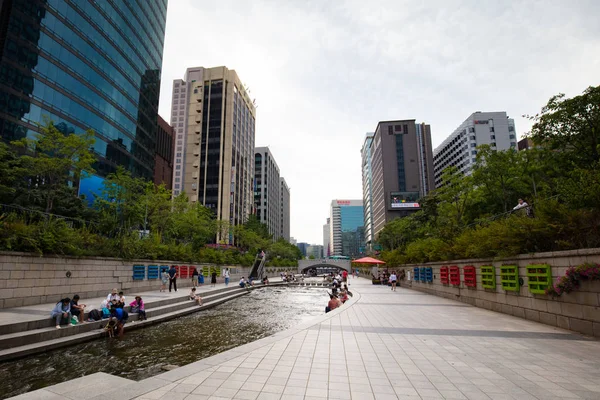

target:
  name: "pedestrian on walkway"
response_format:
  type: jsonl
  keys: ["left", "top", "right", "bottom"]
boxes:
{"left": 211, "top": 270, "right": 217, "bottom": 287}
{"left": 160, "top": 270, "right": 169, "bottom": 292}
{"left": 51, "top": 298, "right": 72, "bottom": 329}
{"left": 191, "top": 268, "right": 199, "bottom": 288}
{"left": 389, "top": 271, "right": 398, "bottom": 291}
{"left": 224, "top": 268, "right": 230, "bottom": 286}
{"left": 168, "top": 265, "right": 178, "bottom": 292}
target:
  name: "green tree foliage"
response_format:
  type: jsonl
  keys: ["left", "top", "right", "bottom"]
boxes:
{"left": 268, "top": 238, "right": 303, "bottom": 262}
{"left": 12, "top": 121, "right": 96, "bottom": 213}
{"left": 528, "top": 85, "right": 600, "bottom": 167}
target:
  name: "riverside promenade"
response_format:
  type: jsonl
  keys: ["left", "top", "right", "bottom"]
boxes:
{"left": 9, "top": 277, "right": 600, "bottom": 400}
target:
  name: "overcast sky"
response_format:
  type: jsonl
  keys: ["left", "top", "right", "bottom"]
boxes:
{"left": 158, "top": 0, "right": 600, "bottom": 245}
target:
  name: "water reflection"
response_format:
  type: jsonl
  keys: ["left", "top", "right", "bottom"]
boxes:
{"left": 0, "top": 286, "right": 327, "bottom": 399}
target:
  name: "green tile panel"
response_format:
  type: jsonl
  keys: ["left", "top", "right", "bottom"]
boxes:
{"left": 526, "top": 264, "right": 552, "bottom": 294}
{"left": 500, "top": 265, "right": 519, "bottom": 291}
{"left": 480, "top": 265, "right": 496, "bottom": 289}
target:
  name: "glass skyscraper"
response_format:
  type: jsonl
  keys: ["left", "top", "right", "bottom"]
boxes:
{"left": 329, "top": 200, "right": 365, "bottom": 258}
{"left": 0, "top": 0, "right": 167, "bottom": 187}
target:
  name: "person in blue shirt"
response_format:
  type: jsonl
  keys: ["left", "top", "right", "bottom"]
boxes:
{"left": 51, "top": 298, "right": 72, "bottom": 329}
{"left": 109, "top": 305, "right": 129, "bottom": 338}
{"left": 168, "top": 265, "right": 178, "bottom": 292}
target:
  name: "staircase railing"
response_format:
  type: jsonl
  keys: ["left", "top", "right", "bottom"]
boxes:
{"left": 256, "top": 254, "right": 266, "bottom": 280}
{"left": 249, "top": 253, "right": 266, "bottom": 280}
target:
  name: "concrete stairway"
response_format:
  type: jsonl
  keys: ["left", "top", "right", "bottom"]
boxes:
{"left": 0, "top": 285, "right": 260, "bottom": 362}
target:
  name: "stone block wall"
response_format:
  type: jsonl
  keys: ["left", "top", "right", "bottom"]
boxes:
{"left": 0, "top": 252, "right": 251, "bottom": 309}
{"left": 401, "top": 248, "right": 600, "bottom": 338}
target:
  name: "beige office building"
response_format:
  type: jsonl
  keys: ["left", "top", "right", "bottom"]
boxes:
{"left": 171, "top": 66, "right": 256, "bottom": 244}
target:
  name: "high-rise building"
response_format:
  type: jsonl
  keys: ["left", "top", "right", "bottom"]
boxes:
{"left": 433, "top": 112, "right": 516, "bottom": 187}
{"left": 323, "top": 217, "right": 330, "bottom": 257}
{"left": 0, "top": 0, "right": 167, "bottom": 189}
{"left": 279, "top": 177, "right": 290, "bottom": 242}
{"left": 297, "top": 242, "right": 309, "bottom": 258}
{"left": 369, "top": 120, "right": 434, "bottom": 240}
{"left": 171, "top": 66, "right": 256, "bottom": 243}
{"left": 306, "top": 245, "right": 323, "bottom": 259}
{"left": 329, "top": 200, "right": 364, "bottom": 258}
{"left": 416, "top": 123, "right": 435, "bottom": 196}
{"left": 254, "top": 147, "right": 280, "bottom": 239}
{"left": 155, "top": 115, "right": 174, "bottom": 189}
{"left": 361, "top": 133, "right": 375, "bottom": 250}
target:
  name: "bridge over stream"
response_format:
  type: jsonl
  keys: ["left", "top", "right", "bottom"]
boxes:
{"left": 298, "top": 258, "right": 352, "bottom": 274}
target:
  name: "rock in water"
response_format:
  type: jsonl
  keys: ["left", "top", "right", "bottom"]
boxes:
{"left": 161, "top": 364, "right": 179, "bottom": 371}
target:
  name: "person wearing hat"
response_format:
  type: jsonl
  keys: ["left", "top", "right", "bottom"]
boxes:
{"left": 106, "top": 288, "right": 121, "bottom": 304}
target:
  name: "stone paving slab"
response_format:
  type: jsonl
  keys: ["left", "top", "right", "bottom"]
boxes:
{"left": 9, "top": 277, "right": 600, "bottom": 399}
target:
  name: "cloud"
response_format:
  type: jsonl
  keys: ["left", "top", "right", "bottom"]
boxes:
{"left": 159, "top": 0, "right": 600, "bottom": 244}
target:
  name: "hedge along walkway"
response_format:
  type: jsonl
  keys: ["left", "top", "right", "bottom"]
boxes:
{"left": 10, "top": 277, "right": 600, "bottom": 400}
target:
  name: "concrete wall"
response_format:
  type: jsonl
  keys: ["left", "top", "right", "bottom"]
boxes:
{"left": 401, "top": 248, "right": 600, "bottom": 338}
{"left": 0, "top": 251, "right": 253, "bottom": 309}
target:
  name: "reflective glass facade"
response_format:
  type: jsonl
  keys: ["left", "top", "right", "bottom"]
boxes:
{"left": 0, "top": 0, "right": 168, "bottom": 180}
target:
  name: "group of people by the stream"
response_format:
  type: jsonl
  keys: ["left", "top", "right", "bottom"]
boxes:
{"left": 325, "top": 270, "right": 353, "bottom": 313}
{"left": 50, "top": 288, "right": 147, "bottom": 338}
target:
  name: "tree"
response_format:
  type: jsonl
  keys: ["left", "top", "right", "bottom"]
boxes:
{"left": 0, "top": 142, "right": 30, "bottom": 205}
{"left": 435, "top": 166, "right": 475, "bottom": 234}
{"left": 528, "top": 85, "right": 600, "bottom": 168}
{"left": 95, "top": 166, "right": 150, "bottom": 236}
{"left": 268, "top": 238, "right": 303, "bottom": 261}
{"left": 472, "top": 146, "right": 530, "bottom": 213}
{"left": 12, "top": 121, "right": 96, "bottom": 213}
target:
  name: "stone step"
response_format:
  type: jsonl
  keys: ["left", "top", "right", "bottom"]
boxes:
{"left": 0, "top": 288, "right": 249, "bottom": 351}
{"left": 0, "top": 291, "right": 249, "bottom": 362}
{"left": 0, "top": 285, "right": 241, "bottom": 336}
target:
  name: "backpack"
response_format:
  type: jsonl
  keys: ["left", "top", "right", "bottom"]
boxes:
{"left": 88, "top": 309, "right": 102, "bottom": 321}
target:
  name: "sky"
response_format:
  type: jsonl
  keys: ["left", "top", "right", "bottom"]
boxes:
{"left": 158, "top": 0, "right": 600, "bottom": 245}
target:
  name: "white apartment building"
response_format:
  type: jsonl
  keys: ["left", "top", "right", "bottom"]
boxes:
{"left": 433, "top": 111, "right": 516, "bottom": 187}
{"left": 361, "top": 133, "right": 374, "bottom": 249}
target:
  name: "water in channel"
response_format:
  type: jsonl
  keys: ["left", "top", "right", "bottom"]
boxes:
{"left": 0, "top": 285, "right": 328, "bottom": 399}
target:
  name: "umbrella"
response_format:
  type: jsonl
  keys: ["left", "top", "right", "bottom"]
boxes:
{"left": 352, "top": 256, "right": 386, "bottom": 264}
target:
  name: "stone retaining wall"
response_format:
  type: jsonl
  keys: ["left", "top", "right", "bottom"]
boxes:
{"left": 401, "top": 248, "right": 600, "bottom": 338}
{"left": 0, "top": 251, "right": 252, "bottom": 309}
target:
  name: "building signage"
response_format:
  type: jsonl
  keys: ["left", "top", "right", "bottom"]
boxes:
{"left": 336, "top": 200, "right": 351, "bottom": 206}
{"left": 474, "top": 120, "right": 489, "bottom": 124}
{"left": 391, "top": 202, "right": 420, "bottom": 208}
{"left": 390, "top": 191, "right": 420, "bottom": 209}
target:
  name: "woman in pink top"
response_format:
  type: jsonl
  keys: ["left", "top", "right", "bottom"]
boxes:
{"left": 129, "top": 296, "right": 146, "bottom": 321}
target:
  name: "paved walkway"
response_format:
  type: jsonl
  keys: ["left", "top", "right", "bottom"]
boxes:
{"left": 10, "top": 277, "right": 600, "bottom": 400}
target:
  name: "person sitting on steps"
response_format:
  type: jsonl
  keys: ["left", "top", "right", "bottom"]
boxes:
{"left": 51, "top": 298, "right": 73, "bottom": 329}
{"left": 70, "top": 294, "right": 87, "bottom": 324}
{"left": 129, "top": 296, "right": 147, "bottom": 320}
{"left": 189, "top": 287, "right": 203, "bottom": 306}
